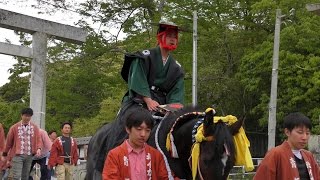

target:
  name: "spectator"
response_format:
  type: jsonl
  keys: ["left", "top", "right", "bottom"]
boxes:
{"left": 102, "top": 107, "right": 168, "bottom": 179}
{"left": 48, "top": 122, "right": 78, "bottom": 180}
{"left": 1, "top": 108, "right": 42, "bottom": 180}
{"left": 254, "top": 112, "right": 320, "bottom": 180}
{"left": 47, "top": 130, "right": 57, "bottom": 178}
{"left": 48, "top": 131, "right": 57, "bottom": 143}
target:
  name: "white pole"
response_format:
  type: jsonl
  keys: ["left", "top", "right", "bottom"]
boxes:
{"left": 268, "top": 9, "right": 282, "bottom": 150}
{"left": 192, "top": 11, "right": 198, "bottom": 107}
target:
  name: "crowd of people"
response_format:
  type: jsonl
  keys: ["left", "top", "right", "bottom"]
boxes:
{"left": 0, "top": 108, "right": 79, "bottom": 180}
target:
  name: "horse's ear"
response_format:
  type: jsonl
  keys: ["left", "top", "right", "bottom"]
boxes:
{"left": 230, "top": 114, "right": 245, "bottom": 135}
{"left": 203, "top": 108, "right": 216, "bottom": 131}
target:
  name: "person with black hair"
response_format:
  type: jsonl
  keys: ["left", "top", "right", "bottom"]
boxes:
{"left": 254, "top": 112, "right": 320, "bottom": 180}
{"left": 48, "top": 130, "right": 57, "bottom": 143}
{"left": 1, "top": 108, "right": 42, "bottom": 180}
{"left": 47, "top": 130, "right": 57, "bottom": 179}
{"left": 102, "top": 107, "right": 168, "bottom": 180}
{"left": 48, "top": 122, "right": 78, "bottom": 180}
{"left": 121, "top": 20, "right": 185, "bottom": 111}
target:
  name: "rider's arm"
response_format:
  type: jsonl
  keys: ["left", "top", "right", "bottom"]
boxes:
{"left": 128, "top": 58, "right": 151, "bottom": 98}
{"left": 129, "top": 59, "right": 160, "bottom": 110}
{"left": 166, "top": 77, "right": 184, "bottom": 104}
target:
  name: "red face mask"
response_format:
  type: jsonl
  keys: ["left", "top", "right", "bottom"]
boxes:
{"left": 157, "top": 28, "right": 178, "bottom": 51}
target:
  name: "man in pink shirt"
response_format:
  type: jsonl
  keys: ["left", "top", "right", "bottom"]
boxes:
{"left": 102, "top": 107, "right": 168, "bottom": 180}
{"left": 1, "top": 108, "right": 42, "bottom": 180}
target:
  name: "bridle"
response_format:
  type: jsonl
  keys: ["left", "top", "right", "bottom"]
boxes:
{"left": 192, "top": 135, "right": 215, "bottom": 180}
{"left": 190, "top": 119, "right": 232, "bottom": 180}
{"left": 189, "top": 124, "right": 215, "bottom": 180}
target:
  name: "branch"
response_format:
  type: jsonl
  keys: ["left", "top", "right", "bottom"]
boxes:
{"left": 115, "top": 8, "right": 138, "bottom": 43}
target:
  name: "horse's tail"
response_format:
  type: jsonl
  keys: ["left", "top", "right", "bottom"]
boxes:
{"left": 85, "top": 122, "right": 113, "bottom": 180}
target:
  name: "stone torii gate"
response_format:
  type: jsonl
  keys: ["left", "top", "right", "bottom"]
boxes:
{"left": 306, "top": 3, "right": 320, "bottom": 15}
{"left": 0, "top": 9, "right": 87, "bottom": 129}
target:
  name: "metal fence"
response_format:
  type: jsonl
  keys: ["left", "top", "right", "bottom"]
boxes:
{"left": 228, "top": 158, "right": 263, "bottom": 180}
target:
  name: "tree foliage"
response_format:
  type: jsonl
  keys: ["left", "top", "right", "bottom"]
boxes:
{"left": 238, "top": 0, "right": 320, "bottom": 134}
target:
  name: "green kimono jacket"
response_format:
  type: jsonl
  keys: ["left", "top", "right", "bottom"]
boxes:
{"left": 122, "top": 46, "right": 184, "bottom": 104}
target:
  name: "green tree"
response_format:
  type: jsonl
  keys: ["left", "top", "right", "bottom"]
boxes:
{"left": 238, "top": 1, "right": 320, "bottom": 135}
{"left": 0, "top": 98, "right": 28, "bottom": 133}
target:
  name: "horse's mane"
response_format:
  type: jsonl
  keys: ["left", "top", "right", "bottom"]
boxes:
{"left": 159, "top": 106, "right": 203, "bottom": 134}
{"left": 148, "top": 106, "right": 204, "bottom": 178}
{"left": 150, "top": 106, "right": 204, "bottom": 148}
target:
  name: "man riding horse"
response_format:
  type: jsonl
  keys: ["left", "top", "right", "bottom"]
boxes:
{"left": 121, "top": 20, "right": 185, "bottom": 110}
{"left": 86, "top": 20, "right": 254, "bottom": 180}
{"left": 85, "top": 20, "right": 185, "bottom": 180}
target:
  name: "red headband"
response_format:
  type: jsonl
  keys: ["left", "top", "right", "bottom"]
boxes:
{"left": 157, "top": 29, "right": 178, "bottom": 51}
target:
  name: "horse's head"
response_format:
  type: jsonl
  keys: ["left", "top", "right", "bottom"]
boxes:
{"left": 195, "top": 108, "right": 244, "bottom": 180}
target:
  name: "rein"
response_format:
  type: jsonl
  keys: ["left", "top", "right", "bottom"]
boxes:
{"left": 154, "top": 111, "right": 175, "bottom": 180}
{"left": 197, "top": 158, "right": 205, "bottom": 180}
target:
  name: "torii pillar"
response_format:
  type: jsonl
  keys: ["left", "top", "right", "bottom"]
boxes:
{"left": 0, "top": 9, "right": 87, "bottom": 129}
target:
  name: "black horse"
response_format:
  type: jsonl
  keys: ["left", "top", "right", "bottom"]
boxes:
{"left": 86, "top": 104, "right": 244, "bottom": 180}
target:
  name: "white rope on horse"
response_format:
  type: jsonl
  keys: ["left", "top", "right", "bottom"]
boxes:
{"left": 154, "top": 112, "right": 174, "bottom": 180}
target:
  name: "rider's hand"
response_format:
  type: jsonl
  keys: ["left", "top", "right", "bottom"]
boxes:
{"left": 143, "top": 97, "right": 159, "bottom": 111}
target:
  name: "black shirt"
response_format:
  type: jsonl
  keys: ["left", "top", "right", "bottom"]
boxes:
{"left": 61, "top": 136, "right": 71, "bottom": 163}
{"left": 294, "top": 155, "right": 310, "bottom": 180}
